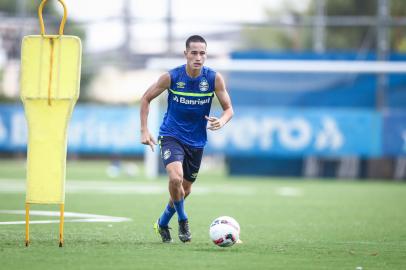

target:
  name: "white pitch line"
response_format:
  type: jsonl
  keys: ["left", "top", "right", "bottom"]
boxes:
{"left": 0, "top": 210, "right": 131, "bottom": 225}
{"left": 0, "top": 179, "right": 255, "bottom": 195}
{"left": 275, "top": 187, "right": 302, "bottom": 197}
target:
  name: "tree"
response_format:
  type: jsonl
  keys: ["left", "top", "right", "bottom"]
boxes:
{"left": 239, "top": 0, "right": 406, "bottom": 52}
{"left": 0, "top": 0, "right": 89, "bottom": 101}
{"left": 0, "top": 0, "right": 84, "bottom": 37}
{"left": 239, "top": 5, "right": 311, "bottom": 51}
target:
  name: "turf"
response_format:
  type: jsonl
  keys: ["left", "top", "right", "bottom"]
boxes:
{"left": 0, "top": 159, "right": 405, "bottom": 269}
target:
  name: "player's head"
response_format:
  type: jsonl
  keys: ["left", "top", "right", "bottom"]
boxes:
{"left": 184, "top": 35, "right": 207, "bottom": 73}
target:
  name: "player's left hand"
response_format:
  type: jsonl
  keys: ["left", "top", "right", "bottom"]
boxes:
{"left": 205, "top": 115, "right": 224, "bottom": 130}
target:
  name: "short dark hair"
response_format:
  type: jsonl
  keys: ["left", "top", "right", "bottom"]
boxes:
{"left": 185, "top": 35, "right": 207, "bottom": 49}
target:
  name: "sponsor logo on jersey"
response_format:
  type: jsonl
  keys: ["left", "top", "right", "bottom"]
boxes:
{"left": 176, "top": 82, "right": 186, "bottom": 89}
{"left": 173, "top": 96, "right": 211, "bottom": 105}
{"left": 199, "top": 78, "right": 209, "bottom": 92}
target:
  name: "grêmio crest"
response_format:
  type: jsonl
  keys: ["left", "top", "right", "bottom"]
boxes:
{"left": 199, "top": 78, "right": 209, "bottom": 92}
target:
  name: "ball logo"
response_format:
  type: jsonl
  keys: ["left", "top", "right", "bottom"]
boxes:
{"left": 163, "top": 149, "right": 171, "bottom": 160}
{"left": 199, "top": 78, "right": 209, "bottom": 92}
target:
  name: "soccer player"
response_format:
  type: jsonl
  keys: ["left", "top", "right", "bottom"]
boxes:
{"left": 140, "top": 35, "right": 234, "bottom": 243}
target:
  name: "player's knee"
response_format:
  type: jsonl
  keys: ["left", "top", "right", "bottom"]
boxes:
{"left": 169, "top": 174, "right": 183, "bottom": 187}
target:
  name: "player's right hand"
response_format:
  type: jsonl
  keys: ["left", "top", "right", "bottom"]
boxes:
{"left": 141, "top": 131, "right": 157, "bottom": 152}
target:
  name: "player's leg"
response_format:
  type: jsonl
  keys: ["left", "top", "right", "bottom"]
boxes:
{"left": 168, "top": 178, "right": 192, "bottom": 207}
{"left": 154, "top": 137, "right": 184, "bottom": 243}
{"left": 166, "top": 161, "right": 188, "bottom": 222}
{"left": 158, "top": 160, "right": 188, "bottom": 226}
{"left": 167, "top": 161, "right": 185, "bottom": 202}
{"left": 160, "top": 179, "right": 192, "bottom": 239}
{"left": 157, "top": 137, "right": 185, "bottom": 227}
{"left": 156, "top": 180, "right": 192, "bottom": 242}
{"left": 176, "top": 179, "right": 193, "bottom": 242}
{"left": 176, "top": 146, "right": 203, "bottom": 242}
{"left": 165, "top": 161, "right": 191, "bottom": 243}
{"left": 155, "top": 164, "right": 181, "bottom": 242}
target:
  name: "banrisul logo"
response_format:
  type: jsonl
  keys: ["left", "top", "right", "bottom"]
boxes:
{"left": 199, "top": 78, "right": 209, "bottom": 92}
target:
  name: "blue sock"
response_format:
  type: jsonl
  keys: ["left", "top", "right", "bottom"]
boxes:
{"left": 173, "top": 199, "right": 188, "bottom": 221}
{"left": 158, "top": 203, "right": 176, "bottom": 227}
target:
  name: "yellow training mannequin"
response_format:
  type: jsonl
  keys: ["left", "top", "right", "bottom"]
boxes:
{"left": 20, "top": 0, "right": 81, "bottom": 247}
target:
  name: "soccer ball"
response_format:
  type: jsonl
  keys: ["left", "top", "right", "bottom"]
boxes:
{"left": 209, "top": 216, "right": 240, "bottom": 247}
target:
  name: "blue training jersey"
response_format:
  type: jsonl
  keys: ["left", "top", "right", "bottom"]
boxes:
{"left": 159, "top": 64, "right": 216, "bottom": 148}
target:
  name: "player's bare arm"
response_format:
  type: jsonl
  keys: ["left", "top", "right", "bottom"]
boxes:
{"left": 206, "top": 72, "right": 234, "bottom": 131}
{"left": 140, "top": 72, "right": 170, "bottom": 151}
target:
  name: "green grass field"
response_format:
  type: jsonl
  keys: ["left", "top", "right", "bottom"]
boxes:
{"left": 0, "top": 159, "right": 405, "bottom": 269}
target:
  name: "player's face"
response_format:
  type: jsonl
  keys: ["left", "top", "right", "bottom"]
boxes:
{"left": 184, "top": 42, "right": 207, "bottom": 72}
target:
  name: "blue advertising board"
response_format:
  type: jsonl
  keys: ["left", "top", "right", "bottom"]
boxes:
{"left": 0, "top": 104, "right": 26, "bottom": 152}
{"left": 0, "top": 104, "right": 400, "bottom": 158}
{"left": 0, "top": 104, "right": 144, "bottom": 155}
{"left": 206, "top": 107, "right": 382, "bottom": 157}
{"left": 383, "top": 111, "right": 406, "bottom": 156}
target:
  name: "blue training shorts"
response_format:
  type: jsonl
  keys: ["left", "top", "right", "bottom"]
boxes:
{"left": 158, "top": 136, "right": 204, "bottom": 182}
